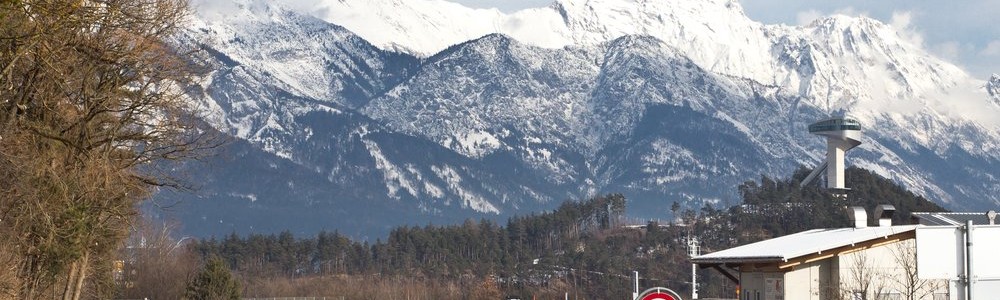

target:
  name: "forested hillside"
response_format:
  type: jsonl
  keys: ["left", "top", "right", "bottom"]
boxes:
{"left": 123, "top": 167, "right": 946, "bottom": 299}
{"left": 732, "top": 166, "right": 946, "bottom": 238}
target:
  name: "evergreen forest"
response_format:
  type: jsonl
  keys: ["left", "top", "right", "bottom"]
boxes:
{"left": 121, "top": 167, "right": 946, "bottom": 299}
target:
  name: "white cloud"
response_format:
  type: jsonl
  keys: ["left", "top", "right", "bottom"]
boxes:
{"left": 889, "top": 11, "right": 924, "bottom": 47}
{"left": 737, "top": 1, "right": 1000, "bottom": 78}
{"left": 796, "top": 9, "right": 822, "bottom": 25}
{"left": 832, "top": 7, "right": 862, "bottom": 17}
{"left": 189, "top": 0, "right": 241, "bottom": 20}
{"left": 189, "top": 0, "right": 326, "bottom": 20}
{"left": 968, "top": 40, "right": 1000, "bottom": 79}
{"left": 930, "top": 41, "right": 961, "bottom": 62}
{"left": 982, "top": 40, "right": 1000, "bottom": 56}
{"left": 888, "top": 10, "right": 912, "bottom": 28}
{"left": 283, "top": 0, "right": 327, "bottom": 13}
{"left": 452, "top": 0, "right": 549, "bottom": 12}
{"left": 929, "top": 83, "right": 1000, "bottom": 126}
{"left": 795, "top": 7, "right": 867, "bottom": 27}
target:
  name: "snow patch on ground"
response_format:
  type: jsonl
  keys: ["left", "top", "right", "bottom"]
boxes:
{"left": 228, "top": 192, "right": 258, "bottom": 202}
{"left": 447, "top": 130, "right": 502, "bottom": 158}
{"left": 364, "top": 140, "right": 419, "bottom": 199}
{"left": 431, "top": 165, "right": 499, "bottom": 214}
{"left": 641, "top": 139, "right": 706, "bottom": 184}
{"left": 853, "top": 159, "right": 952, "bottom": 205}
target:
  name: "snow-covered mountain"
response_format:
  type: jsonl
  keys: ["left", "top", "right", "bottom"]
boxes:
{"left": 308, "top": 0, "right": 988, "bottom": 115}
{"left": 163, "top": 0, "right": 1000, "bottom": 237}
{"left": 989, "top": 74, "right": 1000, "bottom": 107}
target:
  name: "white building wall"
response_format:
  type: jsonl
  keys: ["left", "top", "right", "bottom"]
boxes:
{"left": 916, "top": 225, "right": 1000, "bottom": 300}
{"left": 837, "top": 240, "right": 949, "bottom": 300}
{"left": 733, "top": 237, "right": 976, "bottom": 300}
{"left": 783, "top": 260, "right": 832, "bottom": 300}
{"left": 740, "top": 272, "right": 783, "bottom": 300}
{"left": 969, "top": 226, "right": 1000, "bottom": 298}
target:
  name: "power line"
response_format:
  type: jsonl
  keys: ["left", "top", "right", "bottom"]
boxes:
{"left": 526, "top": 260, "right": 692, "bottom": 285}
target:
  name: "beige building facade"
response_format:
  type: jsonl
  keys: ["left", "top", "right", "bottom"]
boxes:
{"left": 694, "top": 226, "right": 950, "bottom": 300}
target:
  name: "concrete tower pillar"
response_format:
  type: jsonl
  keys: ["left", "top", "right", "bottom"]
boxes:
{"left": 826, "top": 138, "right": 850, "bottom": 189}
{"left": 802, "top": 117, "right": 862, "bottom": 193}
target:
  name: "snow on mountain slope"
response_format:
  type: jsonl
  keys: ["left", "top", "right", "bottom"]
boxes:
{"left": 308, "top": 0, "right": 507, "bottom": 56}
{"left": 310, "top": 0, "right": 1000, "bottom": 153}
{"left": 590, "top": 35, "right": 760, "bottom": 147}
{"left": 988, "top": 74, "right": 1000, "bottom": 107}
{"left": 187, "top": 1, "right": 419, "bottom": 110}
{"left": 359, "top": 31, "right": 991, "bottom": 209}
{"left": 549, "top": 0, "right": 781, "bottom": 85}
{"left": 170, "top": 0, "right": 1000, "bottom": 237}
{"left": 198, "top": 0, "right": 998, "bottom": 165}
{"left": 180, "top": 1, "right": 420, "bottom": 159}
{"left": 779, "top": 16, "right": 1000, "bottom": 157}
{"left": 365, "top": 34, "right": 601, "bottom": 157}
{"left": 308, "top": 0, "right": 775, "bottom": 81}
{"left": 363, "top": 34, "right": 604, "bottom": 186}
{"left": 174, "top": 3, "right": 584, "bottom": 224}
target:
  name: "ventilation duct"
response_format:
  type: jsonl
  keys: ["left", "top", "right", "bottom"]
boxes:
{"left": 874, "top": 205, "right": 895, "bottom": 227}
{"left": 848, "top": 206, "right": 867, "bottom": 229}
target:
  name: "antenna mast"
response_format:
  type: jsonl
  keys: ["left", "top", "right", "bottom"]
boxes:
{"left": 688, "top": 235, "right": 700, "bottom": 299}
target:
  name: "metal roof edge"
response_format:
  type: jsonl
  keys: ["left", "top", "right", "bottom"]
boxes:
{"left": 691, "top": 256, "right": 783, "bottom": 265}
{"left": 692, "top": 225, "right": 918, "bottom": 264}
{"left": 781, "top": 225, "right": 917, "bottom": 259}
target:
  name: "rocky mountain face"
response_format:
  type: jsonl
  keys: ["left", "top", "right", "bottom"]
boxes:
{"left": 989, "top": 74, "right": 1000, "bottom": 107}
{"left": 160, "top": 0, "right": 1000, "bottom": 238}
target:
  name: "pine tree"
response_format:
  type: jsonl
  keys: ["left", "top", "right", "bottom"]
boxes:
{"left": 185, "top": 257, "right": 240, "bottom": 300}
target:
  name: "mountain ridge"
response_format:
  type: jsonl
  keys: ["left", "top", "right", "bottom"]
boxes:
{"left": 162, "top": 0, "right": 1000, "bottom": 237}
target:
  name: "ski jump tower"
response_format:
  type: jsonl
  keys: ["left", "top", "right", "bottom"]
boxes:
{"left": 800, "top": 117, "right": 863, "bottom": 195}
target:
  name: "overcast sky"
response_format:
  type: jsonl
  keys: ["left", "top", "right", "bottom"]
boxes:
{"left": 452, "top": 0, "right": 1000, "bottom": 80}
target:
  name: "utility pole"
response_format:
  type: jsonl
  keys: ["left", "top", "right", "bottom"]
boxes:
{"left": 688, "top": 235, "right": 700, "bottom": 300}
{"left": 633, "top": 271, "right": 639, "bottom": 300}
{"left": 965, "top": 220, "right": 974, "bottom": 300}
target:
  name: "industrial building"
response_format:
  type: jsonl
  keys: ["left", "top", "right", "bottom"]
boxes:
{"left": 692, "top": 208, "right": 1000, "bottom": 300}
{"left": 690, "top": 117, "right": 999, "bottom": 300}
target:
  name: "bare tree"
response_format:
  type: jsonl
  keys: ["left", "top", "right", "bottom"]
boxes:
{"left": 0, "top": 0, "right": 217, "bottom": 299}
{"left": 841, "top": 251, "right": 889, "bottom": 300}
{"left": 890, "top": 242, "right": 944, "bottom": 300}
{"left": 0, "top": 239, "right": 19, "bottom": 300}
{"left": 120, "top": 221, "right": 198, "bottom": 299}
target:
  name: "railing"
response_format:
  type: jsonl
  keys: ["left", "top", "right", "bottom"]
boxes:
{"left": 808, "top": 124, "right": 861, "bottom": 132}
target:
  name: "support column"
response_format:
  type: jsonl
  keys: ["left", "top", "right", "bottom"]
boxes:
{"left": 826, "top": 139, "right": 847, "bottom": 189}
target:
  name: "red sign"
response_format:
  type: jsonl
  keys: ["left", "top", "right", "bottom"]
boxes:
{"left": 635, "top": 287, "right": 683, "bottom": 300}
{"left": 640, "top": 292, "right": 675, "bottom": 300}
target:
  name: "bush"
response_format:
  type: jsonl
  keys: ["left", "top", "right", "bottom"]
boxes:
{"left": 185, "top": 257, "right": 240, "bottom": 300}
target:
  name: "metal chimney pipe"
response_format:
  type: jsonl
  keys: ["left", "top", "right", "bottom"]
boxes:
{"left": 848, "top": 207, "right": 867, "bottom": 228}
{"left": 874, "top": 205, "right": 896, "bottom": 227}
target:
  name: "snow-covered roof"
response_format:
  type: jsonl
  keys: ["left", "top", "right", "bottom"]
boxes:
{"left": 692, "top": 225, "right": 918, "bottom": 264}
{"left": 911, "top": 212, "right": 996, "bottom": 226}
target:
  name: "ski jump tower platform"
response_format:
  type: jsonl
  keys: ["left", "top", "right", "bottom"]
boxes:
{"left": 800, "top": 117, "right": 863, "bottom": 194}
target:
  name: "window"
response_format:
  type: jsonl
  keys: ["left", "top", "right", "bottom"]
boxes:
{"left": 849, "top": 291, "right": 864, "bottom": 300}
{"left": 877, "top": 292, "right": 901, "bottom": 300}
{"left": 808, "top": 118, "right": 862, "bottom": 132}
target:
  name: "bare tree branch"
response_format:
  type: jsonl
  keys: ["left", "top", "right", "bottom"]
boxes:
{"left": 0, "top": 0, "right": 218, "bottom": 298}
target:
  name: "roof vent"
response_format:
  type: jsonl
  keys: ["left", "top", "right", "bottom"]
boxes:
{"left": 848, "top": 206, "right": 867, "bottom": 229}
{"left": 988, "top": 210, "right": 997, "bottom": 225}
{"left": 874, "top": 205, "right": 895, "bottom": 227}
